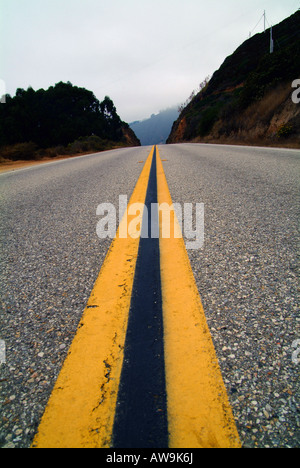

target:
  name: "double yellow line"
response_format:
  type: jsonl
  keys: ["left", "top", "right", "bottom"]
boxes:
{"left": 32, "top": 146, "right": 241, "bottom": 448}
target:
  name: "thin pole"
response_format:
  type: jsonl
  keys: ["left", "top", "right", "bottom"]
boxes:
{"left": 270, "top": 25, "right": 274, "bottom": 53}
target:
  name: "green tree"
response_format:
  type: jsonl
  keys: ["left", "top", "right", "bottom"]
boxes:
{"left": 0, "top": 83, "right": 125, "bottom": 148}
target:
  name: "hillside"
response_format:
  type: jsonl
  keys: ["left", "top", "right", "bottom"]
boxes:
{"left": 130, "top": 107, "right": 179, "bottom": 146}
{"left": 0, "top": 82, "right": 140, "bottom": 162}
{"left": 167, "top": 11, "right": 300, "bottom": 148}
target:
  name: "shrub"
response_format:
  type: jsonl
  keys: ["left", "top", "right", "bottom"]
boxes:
{"left": 197, "top": 104, "right": 223, "bottom": 137}
{"left": 276, "top": 124, "right": 293, "bottom": 139}
{"left": 0, "top": 142, "right": 38, "bottom": 161}
{"left": 67, "top": 135, "right": 108, "bottom": 154}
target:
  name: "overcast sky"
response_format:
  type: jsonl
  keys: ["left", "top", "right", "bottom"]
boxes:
{"left": 1, "top": 0, "right": 299, "bottom": 122}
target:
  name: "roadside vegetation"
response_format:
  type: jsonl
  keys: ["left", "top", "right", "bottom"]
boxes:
{"left": 0, "top": 82, "right": 140, "bottom": 162}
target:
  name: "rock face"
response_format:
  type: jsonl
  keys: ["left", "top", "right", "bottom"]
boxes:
{"left": 121, "top": 124, "right": 141, "bottom": 147}
{"left": 167, "top": 11, "right": 300, "bottom": 148}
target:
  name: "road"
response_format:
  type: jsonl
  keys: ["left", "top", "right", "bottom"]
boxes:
{"left": 0, "top": 144, "right": 299, "bottom": 448}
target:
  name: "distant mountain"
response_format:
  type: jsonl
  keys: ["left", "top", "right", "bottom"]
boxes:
{"left": 130, "top": 107, "right": 179, "bottom": 146}
{"left": 167, "top": 11, "right": 300, "bottom": 148}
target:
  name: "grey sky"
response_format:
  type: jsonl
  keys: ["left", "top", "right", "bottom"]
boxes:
{"left": 1, "top": 0, "right": 299, "bottom": 122}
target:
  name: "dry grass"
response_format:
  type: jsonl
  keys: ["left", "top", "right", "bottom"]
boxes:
{"left": 200, "top": 81, "right": 300, "bottom": 148}
{"left": 241, "top": 83, "right": 291, "bottom": 129}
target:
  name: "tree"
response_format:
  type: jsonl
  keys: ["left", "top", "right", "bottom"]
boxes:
{"left": 100, "top": 95, "right": 122, "bottom": 140}
{"left": 0, "top": 83, "right": 124, "bottom": 148}
{"left": 178, "top": 76, "right": 211, "bottom": 113}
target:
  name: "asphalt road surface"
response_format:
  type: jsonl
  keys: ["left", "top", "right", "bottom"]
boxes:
{"left": 0, "top": 144, "right": 299, "bottom": 448}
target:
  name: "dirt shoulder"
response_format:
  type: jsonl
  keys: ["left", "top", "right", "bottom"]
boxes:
{"left": 0, "top": 151, "right": 103, "bottom": 174}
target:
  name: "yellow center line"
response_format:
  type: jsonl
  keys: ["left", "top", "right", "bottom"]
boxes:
{"left": 32, "top": 145, "right": 241, "bottom": 449}
{"left": 32, "top": 147, "right": 155, "bottom": 448}
{"left": 156, "top": 147, "right": 241, "bottom": 448}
